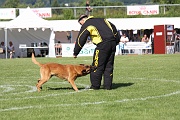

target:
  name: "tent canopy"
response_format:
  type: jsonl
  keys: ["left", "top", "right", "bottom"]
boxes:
{"left": 2, "top": 7, "right": 55, "bottom": 58}
{"left": 49, "top": 20, "right": 81, "bottom": 31}
{"left": 49, "top": 17, "right": 180, "bottom": 31}
{"left": 107, "top": 17, "right": 180, "bottom": 30}
{"left": 1, "top": 15, "right": 180, "bottom": 31}
{"left": 6, "top": 7, "right": 52, "bottom": 29}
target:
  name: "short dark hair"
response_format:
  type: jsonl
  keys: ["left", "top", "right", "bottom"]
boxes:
{"left": 78, "top": 14, "right": 88, "bottom": 22}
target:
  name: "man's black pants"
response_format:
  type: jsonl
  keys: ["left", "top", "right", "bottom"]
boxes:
{"left": 90, "top": 41, "right": 116, "bottom": 89}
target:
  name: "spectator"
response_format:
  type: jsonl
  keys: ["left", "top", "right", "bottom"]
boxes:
{"left": 173, "top": 30, "right": 180, "bottom": 52}
{"left": 120, "top": 33, "right": 129, "bottom": 55}
{"left": 141, "top": 34, "right": 149, "bottom": 54}
{"left": 0, "top": 41, "right": 5, "bottom": 53}
{"left": 150, "top": 31, "right": 154, "bottom": 54}
{"left": 85, "top": 0, "right": 92, "bottom": 16}
{"left": 176, "top": 34, "right": 180, "bottom": 52}
{"left": 8, "top": 41, "right": 15, "bottom": 59}
{"left": 66, "top": 32, "right": 71, "bottom": 41}
{"left": 55, "top": 41, "right": 62, "bottom": 56}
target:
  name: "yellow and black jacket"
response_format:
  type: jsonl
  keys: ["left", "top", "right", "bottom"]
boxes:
{"left": 74, "top": 16, "right": 120, "bottom": 56}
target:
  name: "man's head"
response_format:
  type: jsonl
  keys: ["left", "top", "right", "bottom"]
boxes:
{"left": 78, "top": 14, "right": 88, "bottom": 25}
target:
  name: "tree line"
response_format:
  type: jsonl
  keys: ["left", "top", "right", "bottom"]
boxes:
{"left": 0, "top": 0, "right": 180, "bottom": 20}
{"left": 1, "top": 0, "right": 180, "bottom": 8}
{"left": 0, "top": 0, "right": 152, "bottom": 7}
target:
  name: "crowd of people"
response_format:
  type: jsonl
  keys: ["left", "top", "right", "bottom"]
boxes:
{"left": 118, "top": 29, "right": 180, "bottom": 54}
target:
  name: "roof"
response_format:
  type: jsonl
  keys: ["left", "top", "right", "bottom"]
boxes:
{"left": 107, "top": 17, "right": 180, "bottom": 30}
{"left": 49, "top": 20, "right": 81, "bottom": 31}
{"left": 1, "top": 15, "right": 180, "bottom": 30}
{"left": 5, "top": 7, "right": 52, "bottom": 29}
{"left": 49, "top": 17, "right": 180, "bottom": 31}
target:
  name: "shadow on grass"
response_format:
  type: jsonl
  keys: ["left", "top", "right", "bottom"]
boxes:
{"left": 112, "top": 83, "right": 134, "bottom": 89}
{"left": 46, "top": 87, "right": 85, "bottom": 91}
{"left": 46, "top": 83, "right": 134, "bottom": 91}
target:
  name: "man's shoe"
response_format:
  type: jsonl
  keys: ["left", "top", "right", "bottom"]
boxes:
{"left": 85, "top": 86, "right": 96, "bottom": 90}
{"left": 89, "top": 86, "right": 100, "bottom": 90}
{"left": 103, "top": 87, "right": 112, "bottom": 90}
{"left": 104, "top": 88, "right": 112, "bottom": 90}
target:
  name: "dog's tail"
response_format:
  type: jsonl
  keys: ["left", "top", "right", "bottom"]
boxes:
{"left": 32, "top": 53, "right": 43, "bottom": 67}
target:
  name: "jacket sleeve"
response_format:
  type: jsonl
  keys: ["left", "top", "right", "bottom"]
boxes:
{"left": 73, "top": 26, "right": 90, "bottom": 56}
{"left": 109, "top": 22, "right": 120, "bottom": 45}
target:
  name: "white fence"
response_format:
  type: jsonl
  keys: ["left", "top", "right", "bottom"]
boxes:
{"left": 60, "top": 42, "right": 152, "bottom": 57}
{"left": 4, "top": 42, "right": 177, "bottom": 59}
{"left": 12, "top": 4, "right": 180, "bottom": 18}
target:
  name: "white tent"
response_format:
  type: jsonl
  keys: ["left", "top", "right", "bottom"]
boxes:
{"left": 1, "top": 11, "right": 180, "bottom": 58}
{"left": 49, "top": 20, "right": 81, "bottom": 32}
{"left": 49, "top": 17, "right": 180, "bottom": 31}
{"left": 1, "top": 15, "right": 180, "bottom": 32}
{"left": 3, "top": 7, "right": 55, "bottom": 58}
{"left": 47, "top": 17, "right": 180, "bottom": 44}
{"left": 107, "top": 17, "right": 180, "bottom": 30}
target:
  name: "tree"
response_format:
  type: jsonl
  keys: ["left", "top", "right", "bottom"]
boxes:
{"left": 51, "top": 0, "right": 60, "bottom": 7}
{"left": 51, "top": 0, "right": 61, "bottom": 14}
{"left": 151, "top": 0, "right": 180, "bottom": 4}
{"left": 33, "top": 0, "right": 45, "bottom": 7}
{"left": 21, "top": 0, "right": 37, "bottom": 5}
{"left": 167, "top": 0, "right": 180, "bottom": 4}
{"left": 0, "top": 0, "right": 6, "bottom": 7}
{"left": 3, "top": 0, "right": 20, "bottom": 8}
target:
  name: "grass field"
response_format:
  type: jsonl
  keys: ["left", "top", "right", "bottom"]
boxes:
{"left": 0, "top": 54, "right": 180, "bottom": 120}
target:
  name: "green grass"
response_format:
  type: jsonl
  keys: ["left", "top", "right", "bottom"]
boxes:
{"left": 0, "top": 54, "right": 180, "bottom": 120}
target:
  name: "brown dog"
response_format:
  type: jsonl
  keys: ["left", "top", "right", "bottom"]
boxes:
{"left": 32, "top": 53, "right": 93, "bottom": 92}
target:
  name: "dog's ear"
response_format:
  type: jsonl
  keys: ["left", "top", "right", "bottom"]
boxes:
{"left": 85, "top": 65, "right": 91, "bottom": 68}
{"left": 80, "top": 64, "right": 91, "bottom": 69}
{"left": 79, "top": 64, "right": 85, "bottom": 66}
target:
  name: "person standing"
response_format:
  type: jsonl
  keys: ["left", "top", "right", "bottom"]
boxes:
{"left": 141, "top": 34, "right": 149, "bottom": 54}
{"left": 120, "top": 33, "right": 129, "bottom": 55}
{"left": 8, "top": 41, "right": 15, "bottom": 59}
{"left": 173, "top": 29, "right": 180, "bottom": 53}
{"left": 0, "top": 41, "right": 6, "bottom": 58}
{"left": 0, "top": 41, "right": 5, "bottom": 53}
{"left": 150, "top": 31, "right": 154, "bottom": 54}
{"left": 55, "top": 41, "right": 62, "bottom": 56}
{"left": 85, "top": 0, "right": 92, "bottom": 16}
{"left": 73, "top": 15, "right": 120, "bottom": 90}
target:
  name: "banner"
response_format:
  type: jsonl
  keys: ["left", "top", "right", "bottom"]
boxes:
{"left": 61, "top": 43, "right": 96, "bottom": 57}
{"left": 119, "top": 42, "right": 152, "bottom": 49}
{"left": 0, "top": 8, "right": 16, "bottom": 19}
{"left": 19, "top": 8, "right": 52, "bottom": 18}
{"left": 127, "top": 5, "right": 159, "bottom": 15}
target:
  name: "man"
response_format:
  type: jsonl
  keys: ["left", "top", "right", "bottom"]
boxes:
{"left": 120, "top": 33, "right": 129, "bottom": 55}
{"left": 85, "top": 0, "right": 92, "bottom": 16}
{"left": 73, "top": 15, "right": 120, "bottom": 90}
